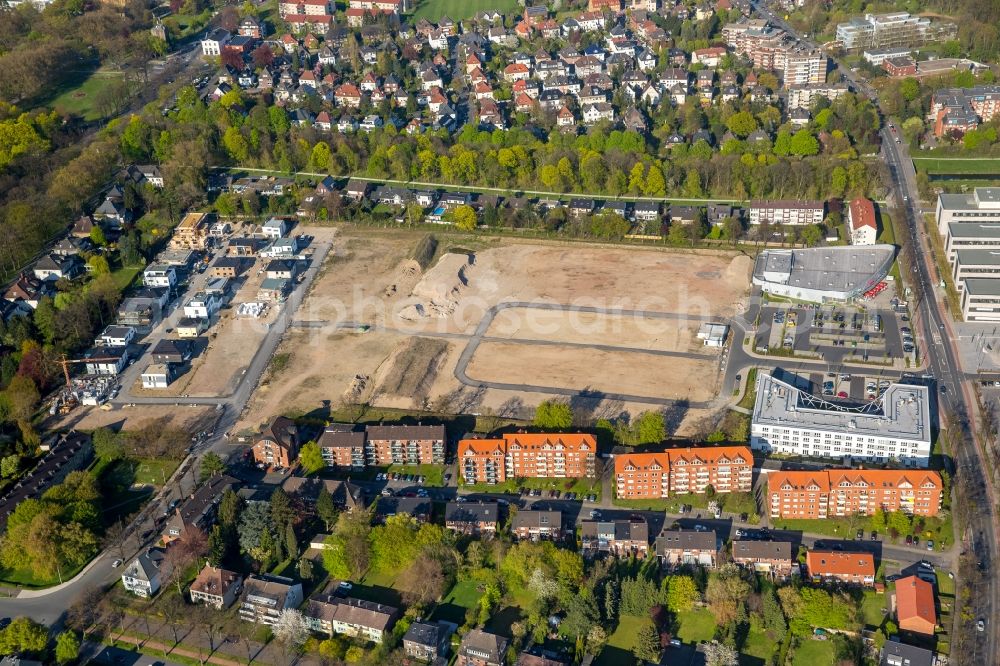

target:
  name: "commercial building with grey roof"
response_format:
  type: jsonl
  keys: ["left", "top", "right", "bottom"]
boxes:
{"left": 936, "top": 188, "right": 1000, "bottom": 236}
{"left": 935, "top": 189, "right": 1000, "bottom": 319}
{"left": 752, "top": 245, "right": 895, "bottom": 302}
{"left": 751, "top": 373, "right": 932, "bottom": 467}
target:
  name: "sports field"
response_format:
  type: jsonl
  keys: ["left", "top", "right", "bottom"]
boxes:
{"left": 411, "top": 0, "right": 519, "bottom": 21}
{"left": 911, "top": 157, "right": 1000, "bottom": 175}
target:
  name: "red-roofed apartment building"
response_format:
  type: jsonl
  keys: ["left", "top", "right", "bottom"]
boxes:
{"left": 895, "top": 575, "right": 937, "bottom": 635}
{"left": 805, "top": 550, "right": 876, "bottom": 587}
{"left": 459, "top": 434, "right": 597, "bottom": 483}
{"left": 615, "top": 446, "right": 754, "bottom": 499}
{"left": 848, "top": 197, "right": 878, "bottom": 246}
{"left": 768, "top": 469, "right": 944, "bottom": 519}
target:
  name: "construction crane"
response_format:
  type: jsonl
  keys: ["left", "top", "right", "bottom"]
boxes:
{"left": 59, "top": 354, "right": 123, "bottom": 388}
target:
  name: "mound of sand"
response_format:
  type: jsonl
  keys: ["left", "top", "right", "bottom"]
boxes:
{"left": 403, "top": 252, "right": 474, "bottom": 319}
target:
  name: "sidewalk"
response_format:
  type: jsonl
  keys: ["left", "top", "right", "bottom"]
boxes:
{"left": 112, "top": 634, "right": 246, "bottom": 666}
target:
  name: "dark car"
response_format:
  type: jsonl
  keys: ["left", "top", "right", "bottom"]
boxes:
{"left": 871, "top": 531, "right": 878, "bottom": 541}
{"left": 906, "top": 535, "right": 913, "bottom": 545}
{"left": 856, "top": 530, "right": 864, "bottom": 540}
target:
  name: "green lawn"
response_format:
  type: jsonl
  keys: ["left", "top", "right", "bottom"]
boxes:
{"left": 770, "top": 516, "right": 868, "bottom": 539}
{"left": 0, "top": 559, "right": 87, "bottom": 589}
{"left": 737, "top": 368, "right": 758, "bottom": 408}
{"left": 431, "top": 579, "right": 483, "bottom": 626}
{"left": 790, "top": 638, "right": 836, "bottom": 665}
{"left": 595, "top": 615, "right": 645, "bottom": 666}
{"left": 49, "top": 71, "right": 126, "bottom": 121}
{"left": 463, "top": 476, "right": 601, "bottom": 499}
{"left": 386, "top": 464, "right": 444, "bottom": 487}
{"left": 741, "top": 622, "right": 780, "bottom": 664}
{"left": 132, "top": 458, "right": 181, "bottom": 487}
{"left": 860, "top": 590, "right": 888, "bottom": 628}
{"left": 674, "top": 608, "right": 717, "bottom": 643}
{"left": 110, "top": 264, "right": 145, "bottom": 291}
{"left": 912, "top": 157, "right": 1000, "bottom": 175}
{"left": 411, "top": 0, "right": 520, "bottom": 21}
{"left": 936, "top": 568, "right": 955, "bottom": 596}
{"left": 614, "top": 491, "right": 755, "bottom": 515}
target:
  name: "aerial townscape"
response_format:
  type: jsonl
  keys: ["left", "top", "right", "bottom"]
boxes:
{"left": 2, "top": 0, "right": 1000, "bottom": 663}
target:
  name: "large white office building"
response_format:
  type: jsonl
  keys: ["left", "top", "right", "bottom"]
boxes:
{"left": 935, "top": 188, "right": 1000, "bottom": 320}
{"left": 935, "top": 188, "right": 1000, "bottom": 236}
{"left": 751, "top": 374, "right": 932, "bottom": 467}
{"left": 836, "top": 12, "right": 955, "bottom": 51}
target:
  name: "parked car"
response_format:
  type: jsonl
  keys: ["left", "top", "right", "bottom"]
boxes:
{"left": 871, "top": 531, "right": 878, "bottom": 541}
{"left": 112, "top": 559, "right": 122, "bottom": 568}
{"left": 906, "top": 535, "right": 913, "bottom": 545}
{"left": 856, "top": 530, "right": 864, "bottom": 540}
{"left": 927, "top": 540, "right": 935, "bottom": 551}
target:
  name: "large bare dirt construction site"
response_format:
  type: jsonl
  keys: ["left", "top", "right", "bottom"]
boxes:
{"left": 240, "top": 231, "right": 752, "bottom": 435}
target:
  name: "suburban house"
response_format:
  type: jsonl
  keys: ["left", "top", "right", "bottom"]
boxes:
{"left": 457, "top": 628, "right": 509, "bottom": 666}
{"left": 880, "top": 641, "right": 935, "bottom": 666}
{"left": 511, "top": 510, "right": 565, "bottom": 541}
{"left": 805, "top": 550, "right": 876, "bottom": 587}
{"left": 404, "top": 620, "right": 454, "bottom": 662}
{"left": 97, "top": 325, "right": 136, "bottom": 347}
{"left": 189, "top": 564, "right": 243, "bottom": 609}
{"left": 580, "top": 518, "right": 649, "bottom": 558}
{"left": 162, "top": 474, "right": 239, "bottom": 545}
{"left": 327, "top": 596, "right": 398, "bottom": 642}
{"left": 33, "top": 254, "right": 82, "bottom": 281}
{"left": 375, "top": 496, "right": 432, "bottom": 523}
{"left": 141, "top": 363, "right": 176, "bottom": 389}
{"left": 83, "top": 345, "right": 130, "bottom": 376}
{"left": 262, "top": 217, "right": 290, "bottom": 238}
{"left": 239, "top": 575, "right": 304, "bottom": 624}
{"left": 210, "top": 257, "right": 248, "bottom": 278}
{"left": 150, "top": 338, "right": 193, "bottom": 364}
{"left": 895, "top": 575, "right": 936, "bottom": 635}
{"left": 183, "top": 291, "right": 223, "bottom": 320}
{"left": 517, "top": 650, "right": 571, "bottom": 666}
{"left": 445, "top": 501, "right": 499, "bottom": 536}
{"left": 281, "top": 476, "right": 365, "bottom": 512}
{"left": 848, "top": 197, "right": 878, "bottom": 246}
{"left": 4, "top": 272, "right": 48, "bottom": 309}
{"left": 655, "top": 529, "right": 719, "bottom": 568}
{"left": 252, "top": 416, "right": 300, "bottom": 468}
{"left": 121, "top": 548, "right": 167, "bottom": 597}
{"left": 143, "top": 265, "right": 178, "bottom": 289}
{"left": 731, "top": 540, "right": 795, "bottom": 578}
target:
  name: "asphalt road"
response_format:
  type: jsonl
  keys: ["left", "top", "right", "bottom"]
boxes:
{"left": 748, "top": 0, "right": 999, "bottom": 658}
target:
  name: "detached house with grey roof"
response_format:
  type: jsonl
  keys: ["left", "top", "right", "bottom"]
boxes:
{"left": 122, "top": 548, "right": 167, "bottom": 597}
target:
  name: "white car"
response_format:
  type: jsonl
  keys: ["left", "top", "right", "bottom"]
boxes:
{"left": 111, "top": 559, "right": 122, "bottom": 568}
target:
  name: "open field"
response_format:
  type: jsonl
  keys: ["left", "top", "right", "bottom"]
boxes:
{"left": 465, "top": 341, "right": 719, "bottom": 401}
{"left": 912, "top": 157, "right": 1000, "bottom": 175}
{"left": 241, "top": 230, "right": 752, "bottom": 434}
{"left": 411, "top": 0, "right": 519, "bottom": 21}
{"left": 49, "top": 70, "right": 126, "bottom": 121}
{"left": 46, "top": 402, "right": 217, "bottom": 433}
